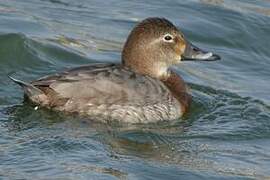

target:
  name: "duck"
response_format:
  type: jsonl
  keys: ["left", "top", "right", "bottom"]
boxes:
{"left": 10, "top": 17, "right": 220, "bottom": 123}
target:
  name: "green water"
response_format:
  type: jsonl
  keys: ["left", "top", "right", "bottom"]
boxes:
{"left": 0, "top": 0, "right": 270, "bottom": 179}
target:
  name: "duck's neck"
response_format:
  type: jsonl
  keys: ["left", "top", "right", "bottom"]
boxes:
{"left": 122, "top": 42, "right": 170, "bottom": 79}
{"left": 161, "top": 71, "right": 191, "bottom": 114}
{"left": 123, "top": 57, "right": 170, "bottom": 79}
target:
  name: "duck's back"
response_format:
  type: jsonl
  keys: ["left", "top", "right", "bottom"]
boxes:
{"left": 27, "top": 63, "right": 182, "bottom": 123}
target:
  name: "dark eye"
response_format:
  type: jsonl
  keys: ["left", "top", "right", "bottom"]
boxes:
{"left": 163, "top": 34, "right": 173, "bottom": 41}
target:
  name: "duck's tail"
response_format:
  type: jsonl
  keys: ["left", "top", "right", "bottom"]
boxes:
{"left": 8, "top": 75, "right": 44, "bottom": 97}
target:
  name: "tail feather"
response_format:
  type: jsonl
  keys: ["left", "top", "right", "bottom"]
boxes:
{"left": 8, "top": 75, "right": 44, "bottom": 97}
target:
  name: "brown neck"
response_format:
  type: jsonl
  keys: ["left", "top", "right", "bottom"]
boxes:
{"left": 161, "top": 71, "right": 191, "bottom": 114}
{"left": 122, "top": 47, "right": 169, "bottom": 78}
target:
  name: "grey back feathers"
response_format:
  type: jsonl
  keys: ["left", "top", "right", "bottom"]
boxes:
{"left": 10, "top": 64, "right": 182, "bottom": 123}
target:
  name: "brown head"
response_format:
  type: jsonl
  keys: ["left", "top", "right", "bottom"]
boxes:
{"left": 122, "top": 17, "right": 220, "bottom": 79}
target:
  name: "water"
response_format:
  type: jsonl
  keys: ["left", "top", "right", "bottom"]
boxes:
{"left": 0, "top": 0, "right": 270, "bottom": 179}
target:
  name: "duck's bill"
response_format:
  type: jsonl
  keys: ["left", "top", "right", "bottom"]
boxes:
{"left": 181, "top": 42, "right": 221, "bottom": 61}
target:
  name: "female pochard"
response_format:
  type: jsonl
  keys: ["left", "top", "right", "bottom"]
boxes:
{"left": 10, "top": 17, "right": 220, "bottom": 123}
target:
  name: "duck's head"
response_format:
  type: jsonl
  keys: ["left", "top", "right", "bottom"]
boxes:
{"left": 122, "top": 17, "right": 220, "bottom": 79}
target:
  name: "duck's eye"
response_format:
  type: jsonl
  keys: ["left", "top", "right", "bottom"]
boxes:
{"left": 163, "top": 34, "right": 173, "bottom": 42}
